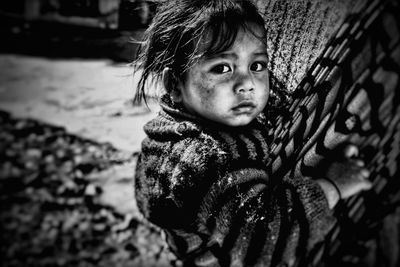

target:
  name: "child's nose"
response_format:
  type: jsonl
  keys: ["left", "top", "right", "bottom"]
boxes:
{"left": 234, "top": 72, "right": 255, "bottom": 94}
{"left": 236, "top": 86, "right": 254, "bottom": 94}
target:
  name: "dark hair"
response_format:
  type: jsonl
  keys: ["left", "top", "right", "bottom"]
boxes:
{"left": 133, "top": 0, "right": 267, "bottom": 104}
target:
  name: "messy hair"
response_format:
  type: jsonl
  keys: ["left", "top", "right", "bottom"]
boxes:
{"left": 133, "top": 0, "right": 267, "bottom": 103}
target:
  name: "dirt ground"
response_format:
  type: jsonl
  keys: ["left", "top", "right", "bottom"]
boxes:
{"left": 0, "top": 54, "right": 175, "bottom": 266}
{"left": 0, "top": 54, "right": 160, "bottom": 152}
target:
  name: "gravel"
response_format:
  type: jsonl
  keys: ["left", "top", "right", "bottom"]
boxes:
{"left": 0, "top": 110, "right": 176, "bottom": 267}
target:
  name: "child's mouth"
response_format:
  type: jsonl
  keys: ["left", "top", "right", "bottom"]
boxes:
{"left": 232, "top": 101, "right": 256, "bottom": 113}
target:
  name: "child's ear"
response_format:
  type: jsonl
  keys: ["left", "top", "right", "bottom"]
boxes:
{"left": 163, "top": 67, "right": 183, "bottom": 103}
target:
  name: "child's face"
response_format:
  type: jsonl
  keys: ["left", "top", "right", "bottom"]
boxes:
{"left": 176, "top": 24, "right": 270, "bottom": 127}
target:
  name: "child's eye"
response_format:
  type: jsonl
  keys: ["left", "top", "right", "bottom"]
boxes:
{"left": 210, "top": 64, "right": 231, "bottom": 74}
{"left": 250, "top": 62, "right": 267, "bottom": 72}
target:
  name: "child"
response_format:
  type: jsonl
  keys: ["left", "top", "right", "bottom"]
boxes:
{"left": 133, "top": 0, "right": 372, "bottom": 266}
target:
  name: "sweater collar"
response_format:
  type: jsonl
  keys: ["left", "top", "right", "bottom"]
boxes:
{"left": 145, "top": 94, "right": 271, "bottom": 166}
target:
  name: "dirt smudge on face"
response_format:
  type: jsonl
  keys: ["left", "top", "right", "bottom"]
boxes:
{"left": 196, "top": 72, "right": 216, "bottom": 108}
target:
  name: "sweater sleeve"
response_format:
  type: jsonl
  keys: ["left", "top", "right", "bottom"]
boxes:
{"left": 135, "top": 137, "right": 336, "bottom": 267}
{"left": 166, "top": 167, "right": 336, "bottom": 267}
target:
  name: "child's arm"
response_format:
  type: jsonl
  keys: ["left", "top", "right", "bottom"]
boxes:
{"left": 316, "top": 144, "right": 372, "bottom": 209}
{"left": 135, "top": 136, "right": 338, "bottom": 266}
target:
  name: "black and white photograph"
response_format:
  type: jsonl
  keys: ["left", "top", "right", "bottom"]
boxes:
{"left": 1, "top": 0, "right": 400, "bottom": 266}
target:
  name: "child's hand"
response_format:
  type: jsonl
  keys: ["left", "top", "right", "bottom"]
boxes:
{"left": 317, "top": 144, "right": 372, "bottom": 208}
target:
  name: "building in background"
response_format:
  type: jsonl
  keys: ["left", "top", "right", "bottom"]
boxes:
{"left": 0, "top": 0, "right": 157, "bottom": 29}
{"left": 0, "top": 0, "right": 158, "bottom": 61}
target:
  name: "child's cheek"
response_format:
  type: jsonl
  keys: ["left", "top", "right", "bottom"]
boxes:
{"left": 255, "top": 73, "right": 270, "bottom": 92}
{"left": 255, "top": 71, "right": 269, "bottom": 82}
{"left": 195, "top": 73, "right": 219, "bottom": 106}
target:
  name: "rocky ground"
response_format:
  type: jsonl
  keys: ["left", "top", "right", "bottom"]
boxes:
{"left": 0, "top": 110, "right": 176, "bottom": 267}
{"left": 0, "top": 9, "right": 174, "bottom": 267}
{"left": 0, "top": 50, "right": 173, "bottom": 266}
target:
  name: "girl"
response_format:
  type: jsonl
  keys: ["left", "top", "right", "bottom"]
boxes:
{"left": 133, "top": 0, "right": 372, "bottom": 266}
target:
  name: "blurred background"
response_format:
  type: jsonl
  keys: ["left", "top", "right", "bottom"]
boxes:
{"left": 0, "top": 1, "right": 175, "bottom": 267}
{"left": 1, "top": 0, "right": 158, "bottom": 61}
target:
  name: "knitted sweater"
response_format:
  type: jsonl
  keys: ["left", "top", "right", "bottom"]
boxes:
{"left": 135, "top": 96, "right": 336, "bottom": 267}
